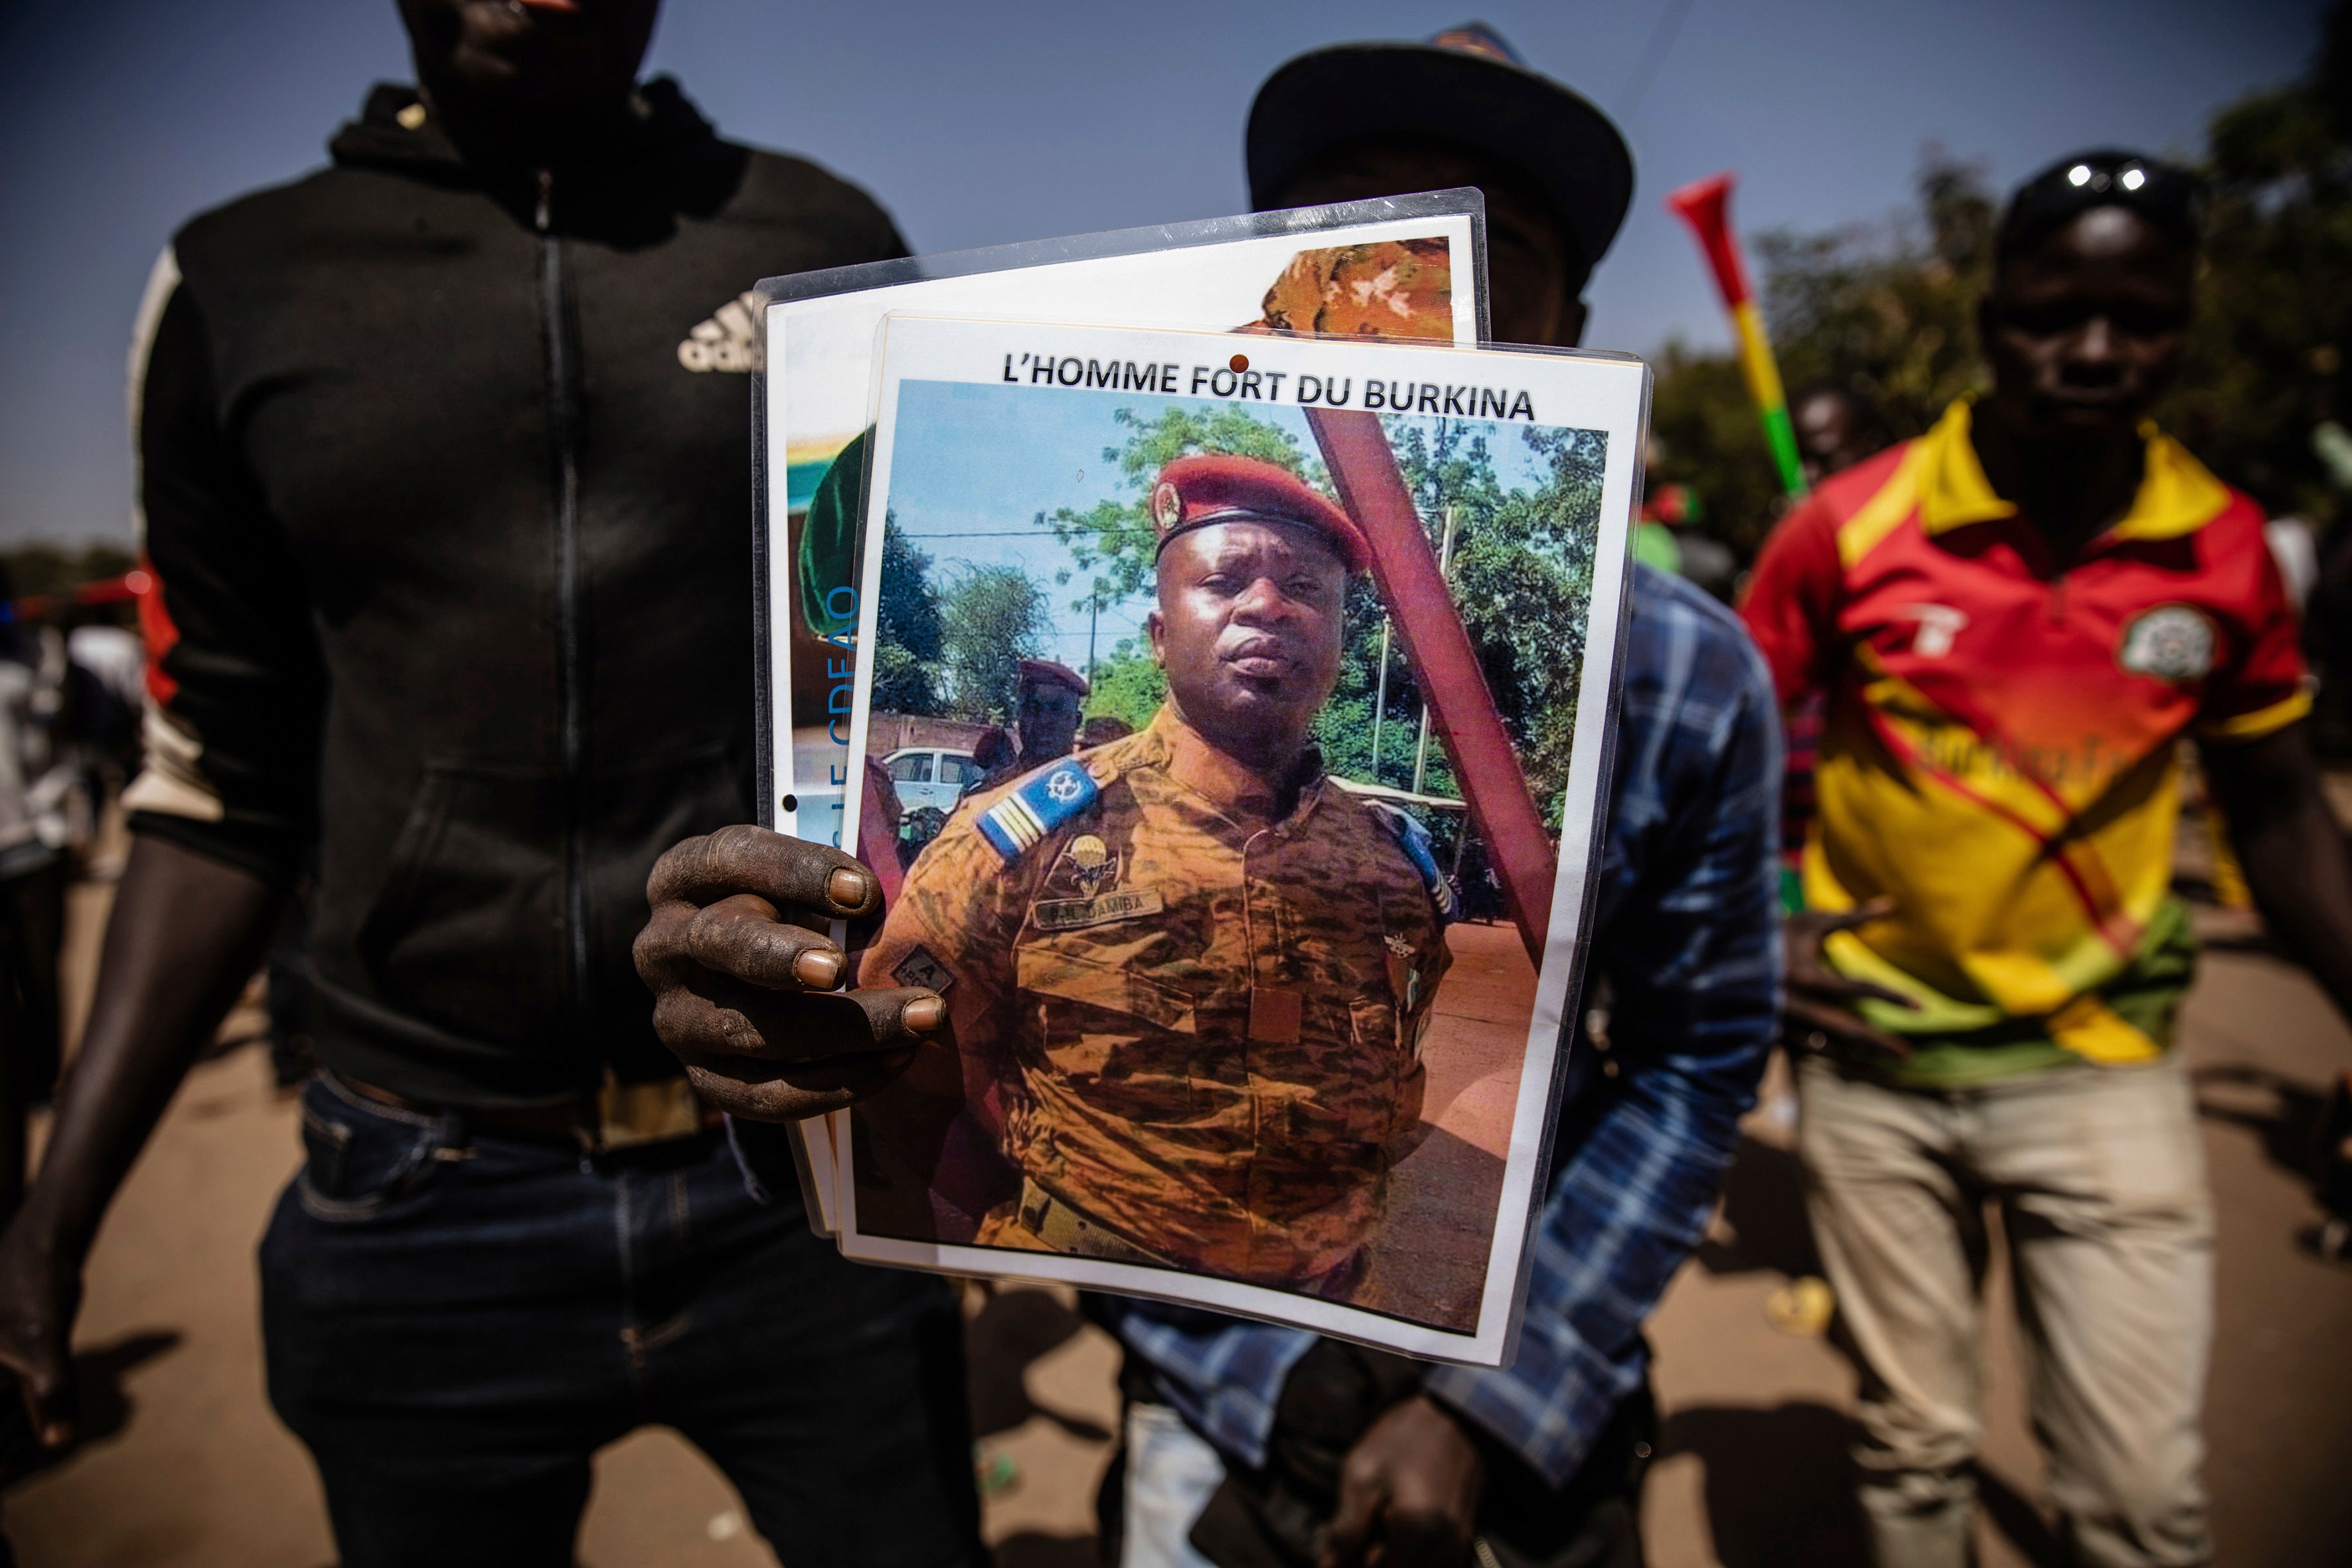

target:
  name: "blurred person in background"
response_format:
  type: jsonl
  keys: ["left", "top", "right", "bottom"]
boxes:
{"left": 1011, "top": 657, "right": 1089, "bottom": 773}
{"left": 1634, "top": 480, "right": 1737, "bottom": 601}
{"left": 0, "top": 3, "right": 982, "bottom": 1565}
{"left": 0, "top": 570, "right": 68, "bottom": 1217}
{"left": 1790, "top": 381, "right": 1894, "bottom": 491}
{"left": 1743, "top": 150, "right": 2352, "bottom": 1568}
{"left": 58, "top": 599, "right": 145, "bottom": 850}
{"left": 1087, "top": 27, "right": 1783, "bottom": 1568}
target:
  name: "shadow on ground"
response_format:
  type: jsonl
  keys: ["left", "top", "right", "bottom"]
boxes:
{"left": 0, "top": 1330, "right": 181, "bottom": 1485}
{"left": 1661, "top": 1402, "right": 2063, "bottom": 1568}
{"left": 1691, "top": 1135, "right": 1822, "bottom": 1281}
{"left": 2191, "top": 1062, "right": 2324, "bottom": 1180}
{"left": 967, "top": 1287, "right": 1111, "bottom": 1445}
{"left": 993, "top": 1531, "right": 1099, "bottom": 1568}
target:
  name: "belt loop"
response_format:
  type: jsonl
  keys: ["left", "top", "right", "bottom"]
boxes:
{"left": 428, "top": 1107, "right": 473, "bottom": 1165}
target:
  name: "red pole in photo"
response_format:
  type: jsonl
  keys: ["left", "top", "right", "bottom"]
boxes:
{"left": 1304, "top": 406, "right": 1555, "bottom": 966}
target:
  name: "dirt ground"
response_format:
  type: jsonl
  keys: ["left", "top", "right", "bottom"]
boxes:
{"left": 5, "top": 820, "right": 2350, "bottom": 1567}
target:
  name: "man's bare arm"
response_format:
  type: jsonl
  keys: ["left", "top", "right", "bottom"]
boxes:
{"left": 0, "top": 834, "right": 282, "bottom": 1445}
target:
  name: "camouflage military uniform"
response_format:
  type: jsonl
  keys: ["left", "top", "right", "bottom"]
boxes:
{"left": 858, "top": 705, "right": 1454, "bottom": 1292}
{"left": 1242, "top": 237, "right": 1455, "bottom": 341}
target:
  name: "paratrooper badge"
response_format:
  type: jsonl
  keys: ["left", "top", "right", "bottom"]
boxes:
{"left": 1032, "top": 832, "right": 1163, "bottom": 933}
{"left": 1061, "top": 834, "right": 1119, "bottom": 898}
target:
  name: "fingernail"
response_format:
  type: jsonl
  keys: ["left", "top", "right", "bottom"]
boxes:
{"left": 902, "top": 996, "right": 945, "bottom": 1033}
{"left": 795, "top": 950, "right": 842, "bottom": 988}
{"left": 828, "top": 869, "right": 870, "bottom": 908}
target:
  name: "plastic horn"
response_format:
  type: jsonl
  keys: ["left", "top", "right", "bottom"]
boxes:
{"left": 1666, "top": 172, "right": 1806, "bottom": 498}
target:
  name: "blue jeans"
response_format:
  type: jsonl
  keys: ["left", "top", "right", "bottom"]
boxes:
{"left": 261, "top": 1073, "right": 982, "bottom": 1568}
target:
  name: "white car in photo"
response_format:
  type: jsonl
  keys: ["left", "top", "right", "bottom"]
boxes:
{"left": 882, "top": 746, "right": 984, "bottom": 817}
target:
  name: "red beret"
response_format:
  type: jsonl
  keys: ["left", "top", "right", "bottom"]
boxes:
{"left": 1149, "top": 455, "right": 1369, "bottom": 574}
{"left": 1016, "top": 657, "right": 1090, "bottom": 696}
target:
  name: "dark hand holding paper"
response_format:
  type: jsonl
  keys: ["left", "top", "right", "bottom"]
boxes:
{"left": 635, "top": 825, "right": 944, "bottom": 1121}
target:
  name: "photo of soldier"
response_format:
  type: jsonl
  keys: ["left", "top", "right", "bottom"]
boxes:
{"left": 859, "top": 455, "right": 1456, "bottom": 1304}
{"left": 831, "top": 353, "right": 1628, "bottom": 1338}
{"left": 979, "top": 659, "right": 1091, "bottom": 790}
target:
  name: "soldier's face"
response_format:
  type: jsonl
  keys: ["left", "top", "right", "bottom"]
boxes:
{"left": 1019, "top": 686, "right": 1083, "bottom": 759}
{"left": 1150, "top": 521, "right": 1347, "bottom": 757}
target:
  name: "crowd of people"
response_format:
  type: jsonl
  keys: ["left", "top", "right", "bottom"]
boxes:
{"left": 0, "top": 5, "right": 2347, "bottom": 1568}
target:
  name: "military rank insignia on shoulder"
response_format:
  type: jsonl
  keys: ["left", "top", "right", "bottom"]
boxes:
{"left": 1364, "top": 799, "right": 1457, "bottom": 921}
{"left": 976, "top": 759, "right": 1099, "bottom": 863}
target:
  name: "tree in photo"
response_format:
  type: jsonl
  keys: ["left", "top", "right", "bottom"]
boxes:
{"left": 1326, "top": 417, "right": 1604, "bottom": 817}
{"left": 940, "top": 564, "right": 1048, "bottom": 723}
{"left": 1083, "top": 637, "right": 1166, "bottom": 733}
{"left": 872, "top": 515, "right": 945, "bottom": 715}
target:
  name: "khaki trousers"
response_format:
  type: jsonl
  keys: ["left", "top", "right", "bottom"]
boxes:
{"left": 1796, "top": 1053, "right": 2215, "bottom": 1568}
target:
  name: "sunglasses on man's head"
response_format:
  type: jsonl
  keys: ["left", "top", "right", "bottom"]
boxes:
{"left": 1998, "top": 150, "right": 2205, "bottom": 262}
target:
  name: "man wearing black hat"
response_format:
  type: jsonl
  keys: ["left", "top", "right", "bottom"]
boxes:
{"left": 1093, "top": 26, "right": 1785, "bottom": 1568}
{"left": 1745, "top": 151, "right": 2352, "bottom": 1567}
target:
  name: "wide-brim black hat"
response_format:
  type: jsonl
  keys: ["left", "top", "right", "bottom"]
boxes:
{"left": 1246, "top": 25, "right": 1634, "bottom": 285}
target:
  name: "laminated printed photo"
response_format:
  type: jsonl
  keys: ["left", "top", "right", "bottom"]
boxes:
{"left": 757, "top": 195, "right": 1483, "bottom": 858}
{"left": 833, "top": 319, "right": 1647, "bottom": 1364}
{"left": 751, "top": 193, "right": 1487, "bottom": 1226}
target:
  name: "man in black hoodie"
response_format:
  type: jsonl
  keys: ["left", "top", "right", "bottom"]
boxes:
{"left": 0, "top": 4, "right": 975, "bottom": 1564}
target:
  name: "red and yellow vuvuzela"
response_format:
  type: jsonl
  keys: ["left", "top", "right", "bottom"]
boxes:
{"left": 1666, "top": 172, "right": 1806, "bottom": 498}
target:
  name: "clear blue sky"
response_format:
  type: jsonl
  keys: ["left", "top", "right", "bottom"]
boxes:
{"left": 0, "top": 0, "right": 2323, "bottom": 545}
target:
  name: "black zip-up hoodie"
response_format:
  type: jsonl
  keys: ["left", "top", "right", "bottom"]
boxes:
{"left": 126, "top": 81, "right": 905, "bottom": 1105}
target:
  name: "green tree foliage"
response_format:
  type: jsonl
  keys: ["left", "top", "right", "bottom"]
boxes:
{"left": 1327, "top": 419, "right": 1604, "bottom": 813}
{"left": 2159, "top": 2, "right": 2352, "bottom": 526}
{"left": 1760, "top": 154, "right": 1997, "bottom": 437}
{"left": 940, "top": 564, "right": 1048, "bottom": 722}
{"left": 870, "top": 516, "right": 944, "bottom": 714}
{"left": 1648, "top": 345, "right": 1780, "bottom": 564}
{"left": 1083, "top": 637, "right": 1166, "bottom": 732}
{"left": 1044, "top": 404, "right": 1324, "bottom": 609}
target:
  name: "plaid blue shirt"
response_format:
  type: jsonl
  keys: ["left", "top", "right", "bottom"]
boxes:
{"left": 1099, "top": 565, "right": 1784, "bottom": 1487}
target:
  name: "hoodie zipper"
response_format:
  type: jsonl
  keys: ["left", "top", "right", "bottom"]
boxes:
{"left": 537, "top": 168, "right": 590, "bottom": 1024}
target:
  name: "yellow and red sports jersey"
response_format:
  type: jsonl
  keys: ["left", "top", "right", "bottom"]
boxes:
{"left": 1742, "top": 400, "right": 2309, "bottom": 1081}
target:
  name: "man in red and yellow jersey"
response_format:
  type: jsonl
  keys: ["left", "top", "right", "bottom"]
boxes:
{"left": 1744, "top": 151, "right": 2352, "bottom": 1568}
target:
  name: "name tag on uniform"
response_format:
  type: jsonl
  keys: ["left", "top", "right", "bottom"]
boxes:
{"left": 1032, "top": 887, "right": 1165, "bottom": 933}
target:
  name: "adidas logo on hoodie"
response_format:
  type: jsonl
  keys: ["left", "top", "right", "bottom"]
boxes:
{"left": 677, "top": 291, "right": 765, "bottom": 372}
